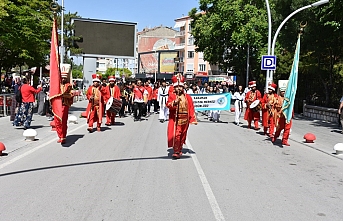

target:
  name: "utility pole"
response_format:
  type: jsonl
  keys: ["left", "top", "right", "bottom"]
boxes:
{"left": 60, "top": 0, "right": 64, "bottom": 63}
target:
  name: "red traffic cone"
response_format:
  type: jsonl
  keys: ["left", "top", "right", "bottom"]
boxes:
{"left": 0, "top": 142, "right": 6, "bottom": 156}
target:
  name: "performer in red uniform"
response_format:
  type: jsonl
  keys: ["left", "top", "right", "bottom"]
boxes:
{"left": 261, "top": 83, "right": 278, "bottom": 137}
{"left": 86, "top": 74, "right": 106, "bottom": 132}
{"left": 244, "top": 81, "right": 262, "bottom": 130}
{"left": 167, "top": 75, "right": 197, "bottom": 159}
{"left": 55, "top": 66, "right": 74, "bottom": 144}
{"left": 104, "top": 76, "right": 121, "bottom": 126}
{"left": 272, "top": 88, "right": 292, "bottom": 146}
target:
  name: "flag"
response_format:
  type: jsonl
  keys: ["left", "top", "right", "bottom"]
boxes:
{"left": 282, "top": 36, "right": 301, "bottom": 124}
{"left": 49, "top": 18, "right": 63, "bottom": 122}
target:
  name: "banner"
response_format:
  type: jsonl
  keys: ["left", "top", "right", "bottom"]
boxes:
{"left": 49, "top": 18, "right": 63, "bottom": 122}
{"left": 190, "top": 93, "right": 231, "bottom": 111}
{"left": 160, "top": 52, "right": 178, "bottom": 73}
{"left": 282, "top": 36, "right": 300, "bottom": 124}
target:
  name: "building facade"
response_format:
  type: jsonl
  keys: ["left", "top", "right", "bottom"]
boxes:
{"left": 174, "top": 16, "right": 220, "bottom": 79}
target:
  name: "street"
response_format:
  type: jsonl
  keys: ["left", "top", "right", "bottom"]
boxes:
{"left": 0, "top": 100, "right": 343, "bottom": 221}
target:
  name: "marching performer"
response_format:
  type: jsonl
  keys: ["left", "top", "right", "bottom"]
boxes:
{"left": 244, "top": 81, "right": 262, "bottom": 130}
{"left": 233, "top": 85, "right": 245, "bottom": 125}
{"left": 104, "top": 76, "right": 121, "bottom": 126}
{"left": 55, "top": 65, "right": 74, "bottom": 144}
{"left": 157, "top": 80, "right": 169, "bottom": 123}
{"left": 261, "top": 83, "right": 278, "bottom": 137}
{"left": 167, "top": 75, "right": 197, "bottom": 159}
{"left": 86, "top": 74, "right": 106, "bottom": 132}
{"left": 272, "top": 88, "right": 292, "bottom": 146}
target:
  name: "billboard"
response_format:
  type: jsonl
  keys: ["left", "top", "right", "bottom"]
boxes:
{"left": 72, "top": 18, "right": 137, "bottom": 58}
{"left": 159, "top": 52, "right": 177, "bottom": 73}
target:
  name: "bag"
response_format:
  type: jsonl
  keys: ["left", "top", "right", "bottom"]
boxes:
{"left": 15, "top": 86, "right": 22, "bottom": 103}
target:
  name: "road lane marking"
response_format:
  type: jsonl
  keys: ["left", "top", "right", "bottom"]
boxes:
{"left": 186, "top": 139, "right": 226, "bottom": 221}
{"left": 0, "top": 124, "right": 86, "bottom": 170}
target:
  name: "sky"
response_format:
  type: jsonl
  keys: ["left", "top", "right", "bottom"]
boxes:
{"left": 63, "top": 0, "right": 199, "bottom": 31}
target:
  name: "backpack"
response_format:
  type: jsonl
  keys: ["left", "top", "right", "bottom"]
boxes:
{"left": 16, "top": 86, "right": 22, "bottom": 103}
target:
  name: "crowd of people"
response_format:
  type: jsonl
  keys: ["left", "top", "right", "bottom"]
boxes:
{"left": 8, "top": 70, "right": 294, "bottom": 157}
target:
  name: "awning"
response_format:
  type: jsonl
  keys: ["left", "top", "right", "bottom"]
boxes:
{"left": 174, "top": 21, "right": 186, "bottom": 28}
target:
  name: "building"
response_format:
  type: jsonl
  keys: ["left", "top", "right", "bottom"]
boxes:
{"left": 136, "top": 26, "right": 178, "bottom": 79}
{"left": 174, "top": 15, "right": 221, "bottom": 80}
{"left": 96, "top": 58, "right": 135, "bottom": 77}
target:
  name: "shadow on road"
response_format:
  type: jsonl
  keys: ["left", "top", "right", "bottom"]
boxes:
{"left": 61, "top": 134, "right": 84, "bottom": 148}
{"left": 0, "top": 154, "right": 193, "bottom": 177}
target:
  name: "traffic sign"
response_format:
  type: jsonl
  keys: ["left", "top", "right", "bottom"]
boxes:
{"left": 261, "top": 55, "right": 276, "bottom": 70}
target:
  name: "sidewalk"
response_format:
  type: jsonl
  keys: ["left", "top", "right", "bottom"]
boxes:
{"left": 224, "top": 110, "right": 343, "bottom": 160}
{"left": 0, "top": 100, "right": 89, "bottom": 158}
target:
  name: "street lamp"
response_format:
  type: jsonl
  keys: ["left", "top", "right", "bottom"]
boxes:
{"left": 271, "top": 0, "right": 329, "bottom": 56}
{"left": 266, "top": 0, "right": 329, "bottom": 88}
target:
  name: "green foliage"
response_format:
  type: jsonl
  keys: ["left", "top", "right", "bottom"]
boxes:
{"left": 104, "top": 67, "right": 132, "bottom": 79}
{"left": 72, "top": 63, "right": 83, "bottom": 79}
{"left": 189, "top": 0, "right": 268, "bottom": 85}
{"left": 56, "top": 11, "right": 82, "bottom": 60}
{"left": 0, "top": 0, "right": 52, "bottom": 71}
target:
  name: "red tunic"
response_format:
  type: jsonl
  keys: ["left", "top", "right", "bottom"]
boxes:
{"left": 244, "top": 90, "right": 262, "bottom": 121}
{"left": 145, "top": 85, "right": 153, "bottom": 101}
{"left": 261, "top": 93, "right": 278, "bottom": 127}
{"left": 166, "top": 92, "right": 197, "bottom": 148}
{"left": 152, "top": 87, "right": 158, "bottom": 100}
{"left": 86, "top": 85, "right": 106, "bottom": 124}
{"left": 104, "top": 85, "right": 121, "bottom": 102}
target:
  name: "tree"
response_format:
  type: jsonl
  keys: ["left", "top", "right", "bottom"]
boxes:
{"left": 56, "top": 11, "right": 82, "bottom": 61}
{"left": 0, "top": 0, "right": 52, "bottom": 71}
{"left": 273, "top": 0, "right": 343, "bottom": 107}
{"left": 189, "top": 0, "right": 268, "bottom": 86}
{"left": 72, "top": 63, "right": 83, "bottom": 79}
{"left": 105, "top": 67, "right": 132, "bottom": 79}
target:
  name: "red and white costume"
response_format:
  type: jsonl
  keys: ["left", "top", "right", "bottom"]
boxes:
{"left": 244, "top": 81, "right": 262, "bottom": 129}
{"left": 104, "top": 76, "right": 121, "bottom": 125}
{"left": 55, "top": 69, "right": 74, "bottom": 143}
{"left": 261, "top": 83, "right": 279, "bottom": 137}
{"left": 86, "top": 74, "right": 106, "bottom": 132}
{"left": 166, "top": 75, "right": 197, "bottom": 158}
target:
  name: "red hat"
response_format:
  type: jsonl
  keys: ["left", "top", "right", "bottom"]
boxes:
{"left": 268, "top": 83, "right": 277, "bottom": 91}
{"left": 171, "top": 74, "right": 185, "bottom": 86}
{"left": 249, "top": 81, "right": 256, "bottom": 87}
{"left": 108, "top": 76, "right": 115, "bottom": 82}
{"left": 92, "top": 74, "right": 100, "bottom": 82}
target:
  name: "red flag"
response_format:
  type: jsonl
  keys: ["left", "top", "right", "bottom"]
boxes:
{"left": 49, "top": 18, "right": 63, "bottom": 122}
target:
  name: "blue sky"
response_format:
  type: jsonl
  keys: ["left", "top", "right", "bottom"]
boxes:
{"left": 63, "top": 0, "right": 199, "bottom": 31}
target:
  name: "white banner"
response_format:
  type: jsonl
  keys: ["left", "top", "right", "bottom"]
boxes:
{"left": 190, "top": 93, "right": 232, "bottom": 111}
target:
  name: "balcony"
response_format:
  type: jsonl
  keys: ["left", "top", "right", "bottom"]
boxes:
{"left": 175, "top": 31, "right": 185, "bottom": 37}
{"left": 174, "top": 43, "right": 185, "bottom": 50}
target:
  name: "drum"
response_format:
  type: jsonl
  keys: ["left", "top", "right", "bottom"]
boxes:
{"left": 106, "top": 97, "right": 122, "bottom": 113}
{"left": 249, "top": 100, "right": 262, "bottom": 112}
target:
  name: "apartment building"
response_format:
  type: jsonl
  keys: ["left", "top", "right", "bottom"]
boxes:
{"left": 96, "top": 58, "right": 135, "bottom": 76}
{"left": 174, "top": 16, "right": 220, "bottom": 79}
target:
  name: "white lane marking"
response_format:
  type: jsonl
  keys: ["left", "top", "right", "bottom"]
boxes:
{"left": 186, "top": 139, "right": 226, "bottom": 221}
{"left": 0, "top": 124, "right": 86, "bottom": 170}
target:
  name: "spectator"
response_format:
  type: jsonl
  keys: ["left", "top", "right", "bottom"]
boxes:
{"left": 12, "top": 78, "right": 42, "bottom": 129}
{"left": 338, "top": 96, "right": 343, "bottom": 133}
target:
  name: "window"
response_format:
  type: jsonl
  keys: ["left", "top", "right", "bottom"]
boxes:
{"left": 199, "top": 64, "right": 206, "bottom": 72}
{"left": 198, "top": 52, "right": 203, "bottom": 59}
{"left": 187, "top": 51, "right": 194, "bottom": 58}
{"left": 188, "top": 36, "right": 194, "bottom": 45}
{"left": 188, "top": 23, "right": 192, "bottom": 32}
{"left": 187, "top": 64, "right": 194, "bottom": 72}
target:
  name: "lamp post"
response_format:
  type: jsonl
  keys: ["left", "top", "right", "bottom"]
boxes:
{"left": 60, "top": 0, "right": 64, "bottom": 63}
{"left": 265, "top": 0, "right": 329, "bottom": 88}
{"left": 154, "top": 50, "right": 157, "bottom": 82}
{"left": 264, "top": 0, "right": 272, "bottom": 92}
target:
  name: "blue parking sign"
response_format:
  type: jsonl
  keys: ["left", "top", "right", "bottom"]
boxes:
{"left": 261, "top": 55, "right": 277, "bottom": 70}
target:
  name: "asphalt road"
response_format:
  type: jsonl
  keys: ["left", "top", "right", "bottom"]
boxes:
{"left": 0, "top": 101, "right": 342, "bottom": 221}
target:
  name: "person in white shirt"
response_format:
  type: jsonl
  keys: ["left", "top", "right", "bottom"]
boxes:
{"left": 157, "top": 80, "right": 169, "bottom": 123}
{"left": 233, "top": 85, "right": 246, "bottom": 125}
